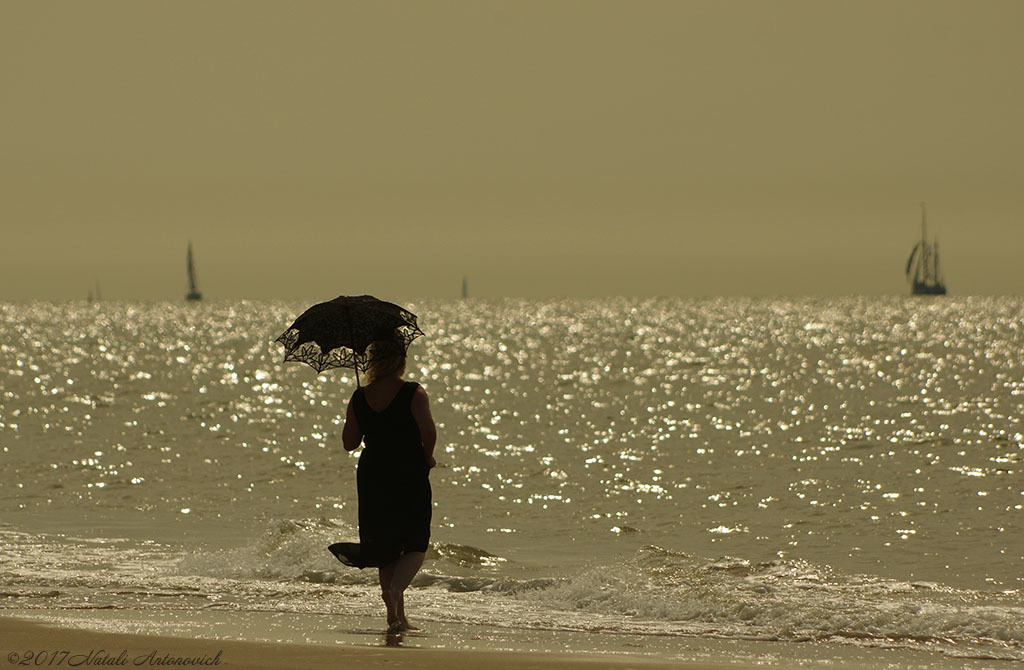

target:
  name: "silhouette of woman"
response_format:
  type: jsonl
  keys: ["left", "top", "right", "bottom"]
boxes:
{"left": 332, "top": 338, "right": 436, "bottom": 632}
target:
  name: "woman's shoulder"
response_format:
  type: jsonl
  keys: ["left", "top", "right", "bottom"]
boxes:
{"left": 402, "top": 380, "right": 425, "bottom": 399}
{"left": 409, "top": 382, "right": 430, "bottom": 407}
{"left": 404, "top": 380, "right": 428, "bottom": 394}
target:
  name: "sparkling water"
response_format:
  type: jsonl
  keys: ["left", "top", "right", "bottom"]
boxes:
{"left": 2, "top": 298, "right": 1022, "bottom": 661}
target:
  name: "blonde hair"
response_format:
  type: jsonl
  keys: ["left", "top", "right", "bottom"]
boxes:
{"left": 364, "top": 339, "right": 406, "bottom": 385}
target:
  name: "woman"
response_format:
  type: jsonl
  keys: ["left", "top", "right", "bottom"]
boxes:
{"left": 334, "top": 338, "right": 436, "bottom": 633}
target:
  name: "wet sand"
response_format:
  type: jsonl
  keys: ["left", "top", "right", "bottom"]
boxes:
{"left": 0, "top": 616, "right": 749, "bottom": 670}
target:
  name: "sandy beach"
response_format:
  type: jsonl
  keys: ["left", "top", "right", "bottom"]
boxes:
{"left": 3, "top": 611, "right": 997, "bottom": 670}
{"left": 0, "top": 616, "right": 745, "bottom": 670}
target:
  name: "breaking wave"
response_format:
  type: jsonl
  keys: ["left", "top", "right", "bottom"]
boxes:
{"left": 172, "top": 522, "right": 1024, "bottom": 659}
{"left": 515, "top": 546, "right": 1024, "bottom": 658}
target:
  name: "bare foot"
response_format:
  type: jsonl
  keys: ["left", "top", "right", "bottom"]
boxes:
{"left": 398, "top": 618, "right": 420, "bottom": 631}
{"left": 382, "top": 591, "right": 399, "bottom": 630}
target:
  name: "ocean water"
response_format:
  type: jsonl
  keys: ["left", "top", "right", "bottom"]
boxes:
{"left": 2, "top": 297, "right": 1022, "bottom": 663}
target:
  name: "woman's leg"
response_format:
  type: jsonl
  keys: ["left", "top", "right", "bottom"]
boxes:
{"left": 378, "top": 563, "right": 398, "bottom": 627}
{"left": 387, "top": 551, "right": 425, "bottom": 630}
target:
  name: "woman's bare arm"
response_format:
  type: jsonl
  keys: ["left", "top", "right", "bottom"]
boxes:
{"left": 341, "top": 400, "right": 363, "bottom": 452}
{"left": 410, "top": 386, "right": 437, "bottom": 468}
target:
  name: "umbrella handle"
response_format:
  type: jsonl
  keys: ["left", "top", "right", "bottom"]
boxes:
{"left": 355, "top": 366, "right": 360, "bottom": 387}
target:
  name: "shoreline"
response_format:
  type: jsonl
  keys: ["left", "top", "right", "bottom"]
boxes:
{"left": 1, "top": 610, "right": 997, "bottom": 670}
{"left": 0, "top": 615, "right": 743, "bottom": 670}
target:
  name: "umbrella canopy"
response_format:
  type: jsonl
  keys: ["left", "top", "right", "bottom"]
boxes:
{"left": 275, "top": 295, "right": 424, "bottom": 374}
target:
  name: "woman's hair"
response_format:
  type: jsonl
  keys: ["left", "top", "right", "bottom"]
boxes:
{"left": 364, "top": 338, "right": 407, "bottom": 385}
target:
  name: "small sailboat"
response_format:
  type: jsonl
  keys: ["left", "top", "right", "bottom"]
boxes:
{"left": 462, "top": 275, "right": 468, "bottom": 299}
{"left": 905, "top": 204, "right": 946, "bottom": 295}
{"left": 186, "top": 242, "right": 203, "bottom": 301}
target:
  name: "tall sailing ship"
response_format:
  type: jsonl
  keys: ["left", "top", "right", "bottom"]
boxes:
{"left": 186, "top": 242, "right": 203, "bottom": 301}
{"left": 905, "top": 204, "right": 946, "bottom": 295}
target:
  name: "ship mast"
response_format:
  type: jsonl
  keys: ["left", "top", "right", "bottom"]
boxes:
{"left": 920, "top": 202, "right": 929, "bottom": 284}
{"left": 908, "top": 202, "right": 947, "bottom": 295}
{"left": 186, "top": 242, "right": 202, "bottom": 301}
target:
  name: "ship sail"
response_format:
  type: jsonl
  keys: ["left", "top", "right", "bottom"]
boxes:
{"left": 908, "top": 204, "right": 946, "bottom": 295}
{"left": 905, "top": 242, "right": 920, "bottom": 278}
{"left": 186, "top": 243, "right": 202, "bottom": 301}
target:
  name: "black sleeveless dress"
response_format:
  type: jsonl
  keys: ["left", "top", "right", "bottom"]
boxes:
{"left": 329, "top": 381, "right": 432, "bottom": 568}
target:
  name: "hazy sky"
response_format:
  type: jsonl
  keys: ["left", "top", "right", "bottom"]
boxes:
{"left": 2, "top": 1, "right": 1022, "bottom": 300}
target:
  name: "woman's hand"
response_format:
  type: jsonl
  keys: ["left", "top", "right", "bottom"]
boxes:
{"left": 426, "top": 455, "right": 437, "bottom": 469}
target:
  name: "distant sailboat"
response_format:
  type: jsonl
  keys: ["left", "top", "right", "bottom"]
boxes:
{"left": 462, "top": 275, "right": 468, "bottom": 299}
{"left": 905, "top": 204, "right": 946, "bottom": 295}
{"left": 186, "top": 242, "right": 202, "bottom": 301}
